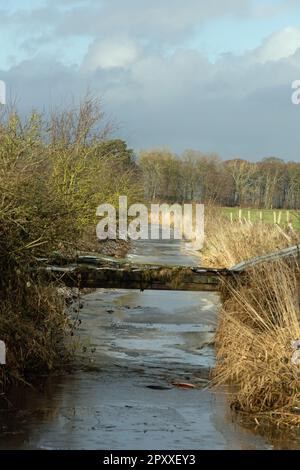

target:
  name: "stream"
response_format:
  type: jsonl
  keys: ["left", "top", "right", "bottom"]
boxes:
{"left": 0, "top": 236, "right": 299, "bottom": 449}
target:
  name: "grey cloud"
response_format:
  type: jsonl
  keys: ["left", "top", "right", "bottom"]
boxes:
{"left": 2, "top": 39, "right": 300, "bottom": 162}
{"left": 1, "top": 1, "right": 300, "bottom": 161}
{"left": 2, "top": 1, "right": 252, "bottom": 47}
{"left": 54, "top": 0, "right": 250, "bottom": 41}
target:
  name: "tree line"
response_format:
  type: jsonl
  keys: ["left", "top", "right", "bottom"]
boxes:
{"left": 138, "top": 149, "right": 300, "bottom": 209}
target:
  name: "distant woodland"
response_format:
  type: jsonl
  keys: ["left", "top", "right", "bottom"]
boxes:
{"left": 138, "top": 150, "right": 300, "bottom": 209}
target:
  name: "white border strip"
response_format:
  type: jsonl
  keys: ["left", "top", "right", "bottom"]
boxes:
{"left": 0, "top": 340, "right": 6, "bottom": 365}
{"left": 0, "top": 80, "right": 6, "bottom": 105}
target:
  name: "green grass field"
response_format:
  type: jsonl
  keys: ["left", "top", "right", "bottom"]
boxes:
{"left": 221, "top": 207, "right": 300, "bottom": 230}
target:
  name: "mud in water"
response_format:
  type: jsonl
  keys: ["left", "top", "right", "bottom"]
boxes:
{"left": 0, "top": 235, "right": 299, "bottom": 449}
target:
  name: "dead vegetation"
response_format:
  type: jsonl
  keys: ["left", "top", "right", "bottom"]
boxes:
{"left": 203, "top": 207, "right": 298, "bottom": 268}
{"left": 204, "top": 209, "right": 300, "bottom": 428}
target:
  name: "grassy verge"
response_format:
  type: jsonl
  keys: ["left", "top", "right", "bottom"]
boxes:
{"left": 221, "top": 207, "right": 300, "bottom": 230}
{"left": 203, "top": 208, "right": 300, "bottom": 428}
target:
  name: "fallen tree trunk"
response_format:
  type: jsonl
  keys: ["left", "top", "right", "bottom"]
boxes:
{"left": 36, "top": 257, "right": 233, "bottom": 291}
{"left": 35, "top": 246, "right": 300, "bottom": 292}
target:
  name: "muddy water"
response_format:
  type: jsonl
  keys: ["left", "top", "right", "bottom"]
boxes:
{"left": 0, "top": 237, "right": 294, "bottom": 450}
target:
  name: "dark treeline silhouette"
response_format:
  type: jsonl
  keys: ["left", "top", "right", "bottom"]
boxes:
{"left": 138, "top": 149, "right": 300, "bottom": 209}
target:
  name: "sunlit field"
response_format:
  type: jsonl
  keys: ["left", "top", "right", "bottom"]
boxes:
{"left": 221, "top": 207, "right": 300, "bottom": 230}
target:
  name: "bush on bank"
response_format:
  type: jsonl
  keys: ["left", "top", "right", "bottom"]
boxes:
{"left": 0, "top": 98, "right": 141, "bottom": 387}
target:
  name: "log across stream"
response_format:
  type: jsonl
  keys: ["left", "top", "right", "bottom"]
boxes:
{"left": 37, "top": 244, "right": 300, "bottom": 292}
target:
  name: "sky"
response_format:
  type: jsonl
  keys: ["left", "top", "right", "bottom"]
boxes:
{"left": 1, "top": 0, "right": 300, "bottom": 161}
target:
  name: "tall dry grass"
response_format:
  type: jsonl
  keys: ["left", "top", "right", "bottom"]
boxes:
{"left": 202, "top": 207, "right": 298, "bottom": 268}
{"left": 205, "top": 209, "right": 300, "bottom": 428}
{"left": 213, "top": 261, "right": 300, "bottom": 427}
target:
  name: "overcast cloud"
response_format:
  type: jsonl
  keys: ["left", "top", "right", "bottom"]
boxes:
{"left": 1, "top": 0, "right": 300, "bottom": 161}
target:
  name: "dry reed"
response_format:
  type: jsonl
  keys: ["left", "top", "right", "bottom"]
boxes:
{"left": 204, "top": 208, "right": 300, "bottom": 428}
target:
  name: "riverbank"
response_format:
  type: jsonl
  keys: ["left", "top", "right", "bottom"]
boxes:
{"left": 0, "top": 101, "right": 141, "bottom": 389}
{"left": 203, "top": 209, "right": 300, "bottom": 429}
